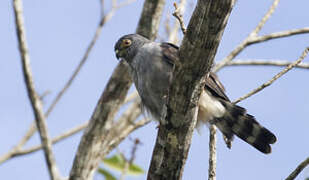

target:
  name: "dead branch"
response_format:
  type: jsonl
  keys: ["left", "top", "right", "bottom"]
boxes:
{"left": 214, "top": 0, "right": 280, "bottom": 72}
{"left": 215, "top": 27, "right": 309, "bottom": 72}
{"left": 100, "top": 99, "right": 150, "bottom": 157}
{"left": 285, "top": 157, "right": 309, "bottom": 180}
{"left": 0, "top": 0, "right": 134, "bottom": 166}
{"left": 69, "top": 0, "right": 165, "bottom": 179}
{"left": 13, "top": 122, "right": 88, "bottom": 157}
{"left": 172, "top": 2, "right": 187, "bottom": 35}
{"left": 147, "top": 0, "right": 236, "bottom": 179}
{"left": 227, "top": 59, "right": 309, "bottom": 69}
{"left": 13, "top": 0, "right": 61, "bottom": 179}
{"left": 6, "top": 99, "right": 147, "bottom": 162}
{"left": 249, "top": 27, "right": 309, "bottom": 44}
{"left": 123, "top": 91, "right": 139, "bottom": 104}
{"left": 167, "top": 0, "right": 187, "bottom": 44}
{"left": 120, "top": 138, "right": 141, "bottom": 180}
{"left": 233, "top": 47, "right": 309, "bottom": 104}
{"left": 208, "top": 125, "right": 217, "bottom": 180}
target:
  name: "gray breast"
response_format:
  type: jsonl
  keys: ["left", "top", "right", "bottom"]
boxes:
{"left": 130, "top": 42, "right": 173, "bottom": 121}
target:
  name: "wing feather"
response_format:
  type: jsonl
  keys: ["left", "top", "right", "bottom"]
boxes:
{"left": 160, "top": 42, "right": 230, "bottom": 101}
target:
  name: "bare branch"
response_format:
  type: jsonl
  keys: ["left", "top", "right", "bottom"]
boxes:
{"left": 101, "top": 100, "right": 150, "bottom": 157}
{"left": 47, "top": 0, "right": 133, "bottom": 121}
{"left": 249, "top": 27, "right": 309, "bottom": 44}
{"left": 227, "top": 59, "right": 309, "bottom": 69}
{"left": 103, "top": 118, "right": 150, "bottom": 157}
{"left": 115, "top": 0, "right": 137, "bottom": 9}
{"left": 172, "top": 2, "right": 187, "bottom": 35}
{"left": 215, "top": 27, "right": 309, "bottom": 71}
{"left": 0, "top": 0, "right": 134, "bottom": 166}
{"left": 100, "top": 0, "right": 104, "bottom": 18}
{"left": 250, "top": 0, "right": 280, "bottom": 36}
{"left": 0, "top": 151, "right": 14, "bottom": 164}
{"left": 123, "top": 91, "right": 139, "bottom": 104}
{"left": 168, "top": 0, "right": 187, "bottom": 44}
{"left": 5, "top": 99, "right": 148, "bottom": 163}
{"left": 13, "top": 0, "right": 60, "bottom": 179}
{"left": 214, "top": 0, "right": 280, "bottom": 72}
{"left": 69, "top": 0, "right": 165, "bottom": 179}
{"left": 136, "top": 0, "right": 166, "bottom": 41}
{"left": 4, "top": 99, "right": 146, "bottom": 161}
{"left": 39, "top": 90, "right": 51, "bottom": 101}
{"left": 14, "top": 122, "right": 88, "bottom": 157}
{"left": 286, "top": 157, "right": 309, "bottom": 180}
{"left": 214, "top": 27, "right": 309, "bottom": 72}
{"left": 119, "top": 138, "right": 141, "bottom": 180}
{"left": 148, "top": 0, "right": 235, "bottom": 179}
{"left": 208, "top": 125, "right": 217, "bottom": 180}
{"left": 233, "top": 47, "right": 309, "bottom": 104}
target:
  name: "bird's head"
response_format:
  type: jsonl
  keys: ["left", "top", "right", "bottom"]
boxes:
{"left": 114, "top": 34, "right": 150, "bottom": 63}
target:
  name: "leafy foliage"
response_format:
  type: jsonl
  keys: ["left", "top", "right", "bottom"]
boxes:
{"left": 102, "top": 154, "right": 144, "bottom": 175}
{"left": 97, "top": 168, "right": 117, "bottom": 180}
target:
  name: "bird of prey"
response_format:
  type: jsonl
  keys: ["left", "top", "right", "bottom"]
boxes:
{"left": 114, "top": 34, "right": 276, "bottom": 154}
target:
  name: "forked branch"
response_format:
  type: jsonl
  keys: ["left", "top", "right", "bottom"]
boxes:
{"left": 233, "top": 47, "right": 309, "bottom": 104}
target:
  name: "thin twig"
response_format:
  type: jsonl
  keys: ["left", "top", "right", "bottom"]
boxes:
{"left": 0, "top": 0, "right": 135, "bottom": 165}
{"left": 208, "top": 125, "right": 217, "bottom": 180}
{"left": 101, "top": 99, "right": 149, "bottom": 158}
{"left": 46, "top": 0, "right": 128, "bottom": 120}
{"left": 5, "top": 100, "right": 143, "bottom": 160}
{"left": 233, "top": 47, "right": 309, "bottom": 104}
{"left": 39, "top": 90, "right": 51, "bottom": 101}
{"left": 250, "top": 0, "right": 280, "bottom": 36}
{"left": 103, "top": 118, "right": 150, "bottom": 158}
{"left": 100, "top": 0, "right": 104, "bottom": 18}
{"left": 13, "top": 0, "right": 60, "bottom": 179}
{"left": 215, "top": 28, "right": 309, "bottom": 72}
{"left": 286, "top": 157, "right": 309, "bottom": 180}
{"left": 172, "top": 2, "right": 187, "bottom": 35}
{"left": 14, "top": 122, "right": 88, "bottom": 157}
{"left": 249, "top": 27, "right": 309, "bottom": 45}
{"left": 227, "top": 59, "right": 309, "bottom": 69}
{"left": 115, "top": 0, "right": 136, "bottom": 9}
{"left": 119, "top": 138, "right": 141, "bottom": 180}
{"left": 168, "top": 0, "right": 187, "bottom": 44}
{"left": 123, "top": 91, "right": 139, "bottom": 104}
{"left": 129, "top": 138, "right": 140, "bottom": 164}
{"left": 0, "top": 122, "right": 88, "bottom": 164}
{"left": 3, "top": 100, "right": 145, "bottom": 161}
{"left": 214, "top": 0, "right": 280, "bottom": 72}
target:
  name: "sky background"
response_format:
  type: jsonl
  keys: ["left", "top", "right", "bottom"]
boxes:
{"left": 1, "top": 0, "right": 309, "bottom": 179}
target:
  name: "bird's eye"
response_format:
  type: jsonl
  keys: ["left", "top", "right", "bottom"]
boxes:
{"left": 122, "top": 39, "right": 132, "bottom": 47}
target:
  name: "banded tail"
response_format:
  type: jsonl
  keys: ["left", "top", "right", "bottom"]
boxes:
{"left": 215, "top": 100, "right": 277, "bottom": 154}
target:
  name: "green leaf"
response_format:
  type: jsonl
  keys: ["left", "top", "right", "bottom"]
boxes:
{"left": 127, "top": 163, "right": 144, "bottom": 175}
{"left": 103, "top": 154, "right": 125, "bottom": 171}
{"left": 102, "top": 154, "right": 144, "bottom": 175}
{"left": 97, "top": 168, "right": 117, "bottom": 180}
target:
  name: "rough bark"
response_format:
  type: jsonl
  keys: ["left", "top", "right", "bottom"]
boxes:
{"left": 69, "top": 0, "right": 165, "bottom": 179}
{"left": 147, "top": 0, "right": 235, "bottom": 179}
{"left": 136, "top": 0, "right": 165, "bottom": 41}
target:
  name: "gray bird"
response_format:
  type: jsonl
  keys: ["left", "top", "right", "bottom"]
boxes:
{"left": 114, "top": 34, "right": 276, "bottom": 154}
